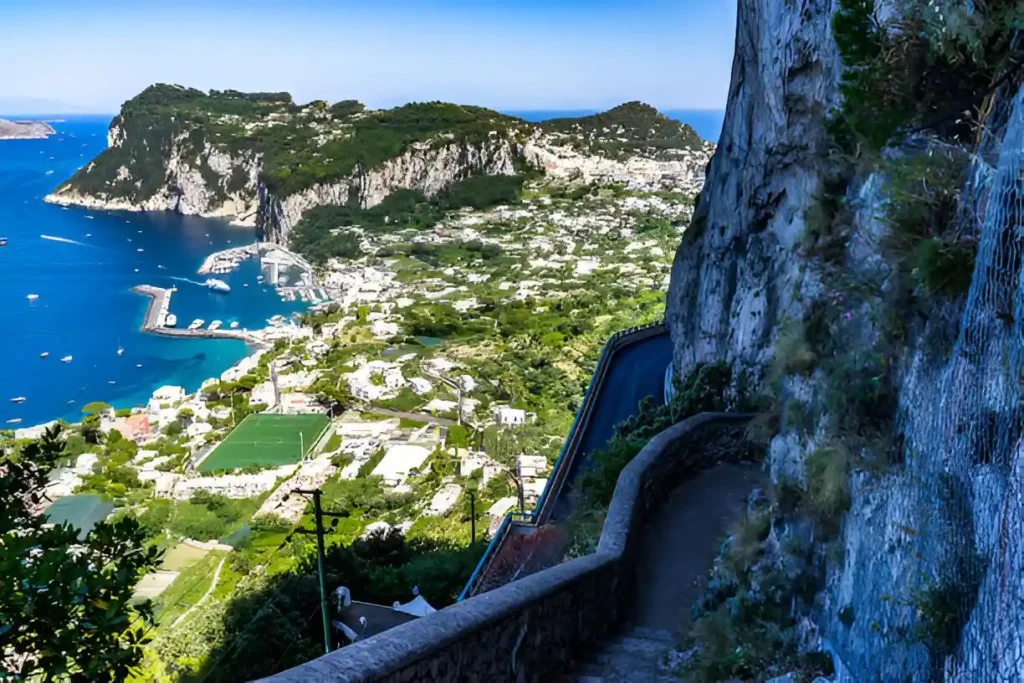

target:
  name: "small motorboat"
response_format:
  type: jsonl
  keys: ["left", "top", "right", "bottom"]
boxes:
{"left": 10, "top": 397, "right": 26, "bottom": 403}
{"left": 61, "top": 355, "right": 72, "bottom": 363}
{"left": 6, "top": 418, "right": 22, "bottom": 424}
{"left": 27, "top": 294, "right": 38, "bottom": 300}
{"left": 0, "top": 237, "right": 7, "bottom": 246}
{"left": 40, "top": 352, "right": 49, "bottom": 358}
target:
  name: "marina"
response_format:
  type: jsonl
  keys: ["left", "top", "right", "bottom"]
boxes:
{"left": 131, "top": 286, "right": 254, "bottom": 341}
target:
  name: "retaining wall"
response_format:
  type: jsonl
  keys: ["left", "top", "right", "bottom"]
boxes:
{"left": 261, "top": 412, "right": 757, "bottom": 683}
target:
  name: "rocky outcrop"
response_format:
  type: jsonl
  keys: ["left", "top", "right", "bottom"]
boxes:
{"left": 0, "top": 119, "right": 55, "bottom": 139}
{"left": 666, "top": 1, "right": 1023, "bottom": 682}
{"left": 523, "top": 135, "right": 712, "bottom": 196}
{"left": 45, "top": 127, "right": 260, "bottom": 220}
{"left": 666, "top": 0, "right": 839, "bottom": 378}
{"left": 258, "top": 137, "right": 519, "bottom": 244}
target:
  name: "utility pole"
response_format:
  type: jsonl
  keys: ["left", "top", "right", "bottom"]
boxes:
{"left": 285, "top": 488, "right": 350, "bottom": 655}
{"left": 469, "top": 491, "right": 476, "bottom": 543}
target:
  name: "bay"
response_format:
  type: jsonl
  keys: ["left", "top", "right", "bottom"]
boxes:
{"left": 0, "top": 116, "right": 306, "bottom": 428}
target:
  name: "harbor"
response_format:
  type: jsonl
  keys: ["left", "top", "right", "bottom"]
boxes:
{"left": 131, "top": 286, "right": 254, "bottom": 341}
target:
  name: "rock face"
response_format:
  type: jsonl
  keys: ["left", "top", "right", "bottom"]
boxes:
{"left": 257, "top": 137, "right": 519, "bottom": 244}
{"left": 666, "top": 2, "right": 1023, "bottom": 681}
{"left": 666, "top": 0, "right": 839, "bottom": 378}
{"left": 46, "top": 117, "right": 261, "bottom": 220}
{"left": 0, "top": 119, "right": 55, "bottom": 139}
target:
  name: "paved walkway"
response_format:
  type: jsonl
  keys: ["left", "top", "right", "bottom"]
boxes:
{"left": 171, "top": 556, "right": 226, "bottom": 628}
{"left": 565, "top": 463, "right": 761, "bottom": 682}
{"left": 353, "top": 405, "right": 456, "bottom": 427}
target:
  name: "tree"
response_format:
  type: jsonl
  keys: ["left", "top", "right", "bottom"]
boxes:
{"left": 0, "top": 424, "right": 162, "bottom": 680}
{"left": 79, "top": 413, "right": 104, "bottom": 445}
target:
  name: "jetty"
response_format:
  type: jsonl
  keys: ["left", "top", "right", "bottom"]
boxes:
{"left": 198, "top": 243, "right": 260, "bottom": 275}
{"left": 131, "top": 286, "right": 253, "bottom": 341}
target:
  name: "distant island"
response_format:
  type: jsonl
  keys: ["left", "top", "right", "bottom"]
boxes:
{"left": 0, "top": 118, "right": 56, "bottom": 139}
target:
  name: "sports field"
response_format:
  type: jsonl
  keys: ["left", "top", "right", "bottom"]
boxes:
{"left": 198, "top": 413, "right": 331, "bottom": 472}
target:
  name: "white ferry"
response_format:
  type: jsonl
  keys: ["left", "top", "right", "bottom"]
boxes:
{"left": 204, "top": 278, "right": 230, "bottom": 293}
{"left": 208, "top": 320, "right": 223, "bottom": 331}
{"left": 164, "top": 314, "right": 178, "bottom": 327}
{"left": 188, "top": 319, "right": 205, "bottom": 330}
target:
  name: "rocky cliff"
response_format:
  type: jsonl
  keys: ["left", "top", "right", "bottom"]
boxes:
{"left": 668, "top": 1, "right": 1022, "bottom": 681}
{"left": 0, "top": 119, "right": 56, "bottom": 139}
{"left": 45, "top": 88, "right": 712, "bottom": 251}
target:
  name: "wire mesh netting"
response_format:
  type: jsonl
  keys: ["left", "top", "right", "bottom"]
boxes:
{"left": 897, "top": 83, "right": 1024, "bottom": 682}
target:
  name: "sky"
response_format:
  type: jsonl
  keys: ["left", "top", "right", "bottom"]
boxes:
{"left": 0, "top": 0, "right": 737, "bottom": 115}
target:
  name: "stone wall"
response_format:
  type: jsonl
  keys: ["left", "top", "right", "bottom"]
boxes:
{"left": 260, "top": 413, "right": 758, "bottom": 683}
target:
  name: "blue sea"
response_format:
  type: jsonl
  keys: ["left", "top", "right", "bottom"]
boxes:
{"left": 503, "top": 109, "right": 726, "bottom": 143}
{"left": 0, "top": 116, "right": 307, "bottom": 428}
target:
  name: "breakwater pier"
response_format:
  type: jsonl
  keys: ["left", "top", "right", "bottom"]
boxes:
{"left": 131, "top": 285, "right": 253, "bottom": 341}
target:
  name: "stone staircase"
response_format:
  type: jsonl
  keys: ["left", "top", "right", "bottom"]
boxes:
{"left": 562, "top": 625, "right": 680, "bottom": 683}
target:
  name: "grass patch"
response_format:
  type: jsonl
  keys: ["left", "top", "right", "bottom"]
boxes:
{"left": 803, "top": 445, "right": 851, "bottom": 536}
{"left": 198, "top": 413, "right": 330, "bottom": 472}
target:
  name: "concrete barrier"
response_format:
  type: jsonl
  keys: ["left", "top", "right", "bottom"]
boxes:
{"left": 261, "top": 412, "right": 758, "bottom": 683}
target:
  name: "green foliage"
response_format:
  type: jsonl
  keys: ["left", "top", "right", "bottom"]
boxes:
{"left": 357, "top": 448, "right": 386, "bottom": 478}
{"left": 724, "top": 510, "right": 771, "bottom": 577}
{"left": 577, "top": 362, "right": 733, "bottom": 507}
{"left": 829, "top": 0, "right": 1018, "bottom": 154}
{"left": 139, "top": 492, "right": 263, "bottom": 542}
{"left": 542, "top": 101, "right": 703, "bottom": 158}
{"left": 803, "top": 445, "right": 851, "bottom": 536}
{"left": 0, "top": 424, "right": 162, "bottom": 680}
{"left": 913, "top": 237, "right": 977, "bottom": 297}
{"left": 445, "top": 424, "right": 470, "bottom": 449}
{"left": 81, "top": 401, "right": 112, "bottom": 415}
{"left": 290, "top": 174, "right": 525, "bottom": 263}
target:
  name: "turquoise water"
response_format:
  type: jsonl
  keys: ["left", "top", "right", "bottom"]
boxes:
{"left": 0, "top": 116, "right": 307, "bottom": 428}
{"left": 503, "top": 109, "right": 726, "bottom": 143}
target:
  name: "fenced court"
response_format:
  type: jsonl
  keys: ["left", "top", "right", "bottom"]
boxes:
{"left": 197, "top": 413, "right": 331, "bottom": 472}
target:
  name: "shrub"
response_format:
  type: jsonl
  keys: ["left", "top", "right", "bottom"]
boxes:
{"left": 725, "top": 510, "right": 771, "bottom": 576}
{"left": 803, "top": 445, "right": 851, "bottom": 536}
{"left": 913, "top": 236, "right": 977, "bottom": 297}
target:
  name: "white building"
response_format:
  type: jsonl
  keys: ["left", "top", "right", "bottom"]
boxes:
{"left": 371, "top": 444, "right": 432, "bottom": 487}
{"left": 345, "top": 361, "right": 405, "bottom": 402}
{"left": 370, "top": 319, "right": 400, "bottom": 339}
{"left": 516, "top": 455, "right": 548, "bottom": 479}
{"left": 492, "top": 406, "right": 526, "bottom": 426}
{"left": 148, "top": 386, "right": 185, "bottom": 412}
{"left": 336, "top": 417, "right": 398, "bottom": 439}
{"left": 426, "top": 484, "right": 462, "bottom": 516}
{"left": 407, "top": 377, "right": 432, "bottom": 395}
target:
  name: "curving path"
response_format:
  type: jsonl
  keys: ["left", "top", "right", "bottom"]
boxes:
{"left": 564, "top": 463, "right": 761, "bottom": 682}
{"left": 171, "top": 555, "right": 226, "bottom": 629}
{"left": 552, "top": 332, "right": 674, "bottom": 521}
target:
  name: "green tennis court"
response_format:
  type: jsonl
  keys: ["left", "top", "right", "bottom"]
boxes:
{"left": 198, "top": 413, "right": 331, "bottom": 472}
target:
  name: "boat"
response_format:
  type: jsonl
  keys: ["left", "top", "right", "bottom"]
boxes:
{"left": 137, "top": 248, "right": 144, "bottom": 252}
{"left": 243, "top": 283, "right": 249, "bottom": 288}
{"left": 40, "top": 352, "right": 49, "bottom": 358}
{"left": 85, "top": 233, "right": 91, "bottom": 237}
{"left": 117, "top": 341, "right": 124, "bottom": 356}
{"left": 7, "top": 418, "right": 21, "bottom": 424}
{"left": 229, "top": 321, "right": 239, "bottom": 329}
{"left": 136, "top": 364, "right": 142, "bottom": 368}
{"left": 27, "top": 294, "right": 38, "bottom": 300}
{"left": 60, "top": 355, "right": 72, "bottom": 363}
{"left": 188, "top": 319, "right": 205, "bottom": 330}
{"left": 0, "top": 237, "right": 7, "bottom": 246}
{"left": 10, "top": 397, "right": 26, "bottom": 403}
{"left": 108, "top": 381, "right": 116, "bottom": 385}
{"left": 204, "top": 278, "right": 230, "bottom": 293}
{"left": 164, "top": 313, "right": 178, "bottom": 327}
{"left": 208, "top": 320, "right": 222, "bottom": 331}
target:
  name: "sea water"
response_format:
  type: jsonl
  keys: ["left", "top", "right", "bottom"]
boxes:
{"left": 0, "top": 116, "right": 307, "bottom": 427}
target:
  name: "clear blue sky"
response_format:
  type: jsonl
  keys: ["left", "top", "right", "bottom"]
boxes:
{"left": 0, "top": 0, "right": 736, "bottom": 114}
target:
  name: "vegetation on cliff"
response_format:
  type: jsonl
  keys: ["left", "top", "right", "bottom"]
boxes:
{"left": 541, "top": 101, "right": 703, "bottom": 159}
